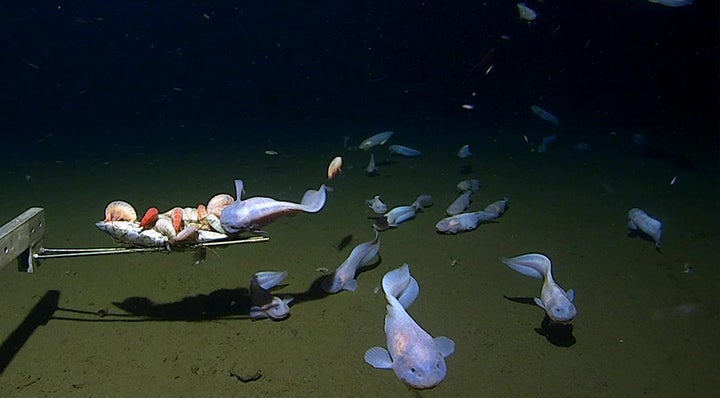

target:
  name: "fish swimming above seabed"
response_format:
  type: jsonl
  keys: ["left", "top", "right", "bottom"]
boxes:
{"left": 536, "top": 134, "right": 558, "bottom": 153}
{"left": 364, "top": 264, "right": 455, "bottom": 390}
{"left": 501, "top": 253, "right": 577, "bottom": 323}
{"left": 389, "top": 145, "right": 422, "bottom": 157}
{"left": 627, "top": 208, "right": 663, "bottom": 248}
{"left": 220, "top": 180, "right": 327, "bottom": 233}
{"left": 531, "top": 105, "right": 560, "bottom": 127}
{"left": 359, "top": 131, "right": 394, "bottom": 151}
{"left": 249, "top": 271, "right": 293, "bottom": 320}
{"left": 517, "top": 3, "right": 538, "bottom": 22}
{"left": 457, "top": 144, "right": 471, "bottom": 158}
{"left": 647, "top": 0, "right": 694, "bottom": 7}
{"left": 366, "top": 153, "right": 377, "bottom": 174}
{"left": 322, "top": 231, "right": 380, "bottom": 293}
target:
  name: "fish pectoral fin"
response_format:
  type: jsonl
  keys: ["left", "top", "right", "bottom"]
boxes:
{"left": 343, "top": 279, "right": 359, "bottom": 292}
{"left": 434, "top": 336, "right": 456, "bottom": 358}
{"left": 566, "top": 289, "right": 575, "bottom": 302}
{"left": 534, "top": 297, "right": 546, "bottom": 309}
{"left": 364, "top": 346, "right": 393, "bottom": 369}
{"left": 249, "top": 306, "right": 268, "bottom": 320}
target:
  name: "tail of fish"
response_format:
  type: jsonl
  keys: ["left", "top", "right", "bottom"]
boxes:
{"left": 299, "top": 184, "right": 327, "bottom": 212}
{"left": 501, "top": 253, "right": 552, "bottom": 280}
{"left": 381, "top": 263, "right": 420, "bottom": 309}
{"left": 253, "top": 271, "right": 288, "bottom": 290}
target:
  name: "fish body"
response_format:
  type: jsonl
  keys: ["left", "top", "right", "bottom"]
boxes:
{"left": 411, "top": 194, "right": 433, "bottom": 211}
{"left": 322, "top": 231, "right": 380, "bottom": 293}
{"left": 457, "top": 179, "right": 481, "bottom": 193}
{"left": 517, "top": 3, "right": 537, "bottom": 21}
{"left": 366, "top": 195, "right": 388, "bottom": 214}
{"left": 220, "top": 180, "right": 327, "bottom": 233}
{"left": 648, "top": 0, "right": 694, "bottom": 7}
{"left": 628, "top": 208, "right": 663, "bottom": 248}
{"left": 366, "top": 153, "right": 377, "bottom": 174}
{"left": 364, "top": 264, "right": 454, "bottom": 389}
{"left": 457, "top": 144, "right": 471, "bottom": 158}
{"left": 384, "top": 205, "right": 416, "bottom": 227}
{"left": 389, "top": 145, "right": 422, "bottom": 157}
{"left": 359, "top": 131, "right": 394, "bottom": 151}
{"left": 484, "top": 197, "right": 509, "bottom": 216}
{"left": 530, "top": 105, "right": 560, "bottom": 126}
{"left": 95, "top": 221, "right": 169, "bottom": 247}
{"left": 249, "top": 271, "right": 293, "bottom": 320}
{"left": 502, "top": 253, "right": 577, "bottom": 323}
{"left": 435, "top": 210, "right": 498, "bottom": 234}
{"left": 537, "top": 134, "right": 558, "bottom": 153}
{"left": 446, "top": 191, "right": 472, "bottom": 215}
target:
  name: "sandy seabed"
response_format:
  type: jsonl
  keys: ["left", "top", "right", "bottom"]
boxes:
{"left": 1, "top": 122, "right": 718, "bottom": 397}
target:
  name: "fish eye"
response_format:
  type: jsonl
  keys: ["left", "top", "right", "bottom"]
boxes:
{"left": 410, "top": 367, "right": 416, "bottom": 373}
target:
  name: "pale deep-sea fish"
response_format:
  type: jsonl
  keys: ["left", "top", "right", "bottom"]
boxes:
{"left": 364, "top": 264, "right": 455, "bottom": 389}
{"left": 531, "top": 105, "right": 560, "bottom": 126}
{"left": 457, "top": 144, "right": 471, "bottom": 159}
{"left": 366, "top": 195, "right": 388, "bottom": 214}
{"left": 502, "top": 253, "right": 577, "bottom": 323}
{"left": 322, "top": 231, "right": 380, "bottom": 293}
{"left": 647, "top": 0, "right": 694, "bottom": 7}
{"left": 627, "top": 208, "right": 663, "bottom": 248}
{"left": 366, "top": 153, "right": 377, "bottom": 174}
{"left": 389, "top": 145, "right": 422, "bottom": 157}
{"left": 457, "top": 179, "right": 481, "bottom": 193}
{"left": 220, "top": 180, "right": 327, "bottom": 233}
{"left": 359, "top": 131, "right": 394, "bottom": 151}
{"left": 517, "top": 3, "right": 537, "bottom": 21}
{"left": 411, "top": 194, "right": 433, "bottom": 211}
{"left": 446, "top": 191, "right": 472, "bottom": 216}
{"left": 530, "top": 105, "right": 560, "bottom": 126}
{"left": 249, "top": 271, "right": 293, "bottom": 320}
{"left": 435, "top": 210, "right": 499, "bottom": 234}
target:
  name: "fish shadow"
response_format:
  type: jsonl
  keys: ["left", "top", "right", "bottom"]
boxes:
{"left": 626, "top": 231, "right": 662, "bottom": 253}
{"left": 534, "top": 316, "right": 576, "bottom": 347}
{"left": 503, "top": 296, "right": 576, "bottom": 347}
{"left": 113, "top": 288, "right": 254, "bottom": 321}
{"left": 333, "top": 234, "right": 353, "bottom": 251}
{"left": 291, "top": 255, "right": 384, "bottom": 305}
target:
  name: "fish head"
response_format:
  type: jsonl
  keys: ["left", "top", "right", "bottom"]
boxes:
{"left": 263, "top": 297, "right": 292, "bottom": 320}
{"left": 544, "top": 294, "right": 577, "bottom": 323}
{"left": 321, "top": 272, "right": 343, "bottom": 293}
{"left": 392, "top": 345, "right": 447, "bottom": 390}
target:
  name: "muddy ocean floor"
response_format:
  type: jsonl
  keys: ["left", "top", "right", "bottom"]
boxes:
{"left": 0, "top": 122, "right": 718, "bottom": 397}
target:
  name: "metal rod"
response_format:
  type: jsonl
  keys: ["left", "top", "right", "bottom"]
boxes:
{"left": 33, "top": 235, "right": 270, "bottom": 260}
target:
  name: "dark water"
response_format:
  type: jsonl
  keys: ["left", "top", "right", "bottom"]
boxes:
{"left": 1, "top": 2, "right": 718, "bottom": 397}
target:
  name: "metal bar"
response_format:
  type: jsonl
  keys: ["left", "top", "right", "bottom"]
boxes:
{"left": 32, "top": 235, "right": 270, "bottom": 261}
{"left": 0, "top": 208, "right": 45, "bottom": 272}
{"left": 34, "top": 247, "right": 168, "bottom": 259}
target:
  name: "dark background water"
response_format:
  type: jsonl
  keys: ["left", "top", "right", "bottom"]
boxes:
{"left": 1, "top": 1, "right": 717, "bottom": 153}
{"left": 1, "top": 2, "right": 718, "bottom": 397}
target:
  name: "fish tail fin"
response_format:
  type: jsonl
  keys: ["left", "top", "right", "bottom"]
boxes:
{"left": 382, "top": 264, "right": 419, "bottom": 309}
{"left": 299, "top": 185, "right": 327, "bottom": 213}
{"left": 501, "top": 253, "right": 551, "bottom": 280}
